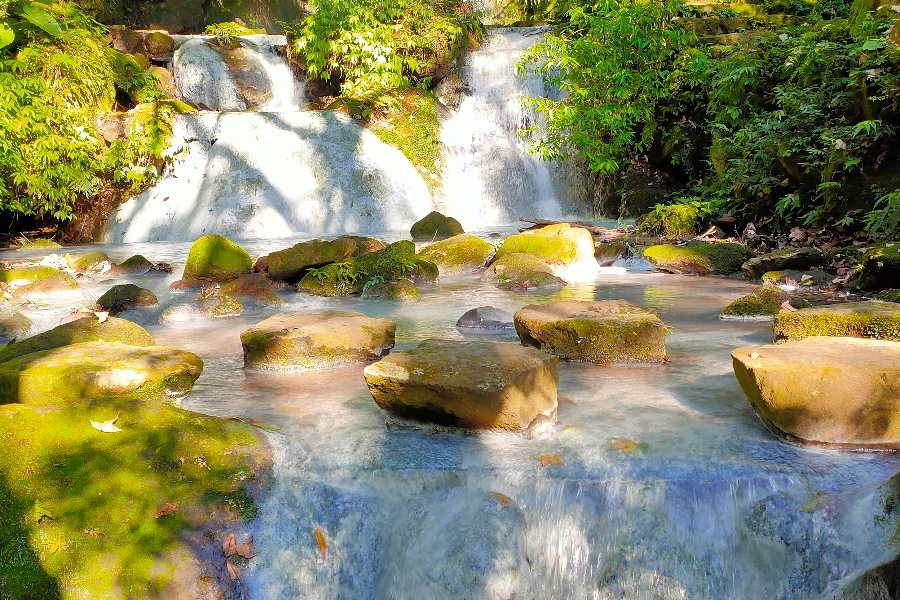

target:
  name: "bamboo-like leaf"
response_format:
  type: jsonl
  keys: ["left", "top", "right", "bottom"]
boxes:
{"left": 22, "top": 5, "right": 63, "bottom": 37}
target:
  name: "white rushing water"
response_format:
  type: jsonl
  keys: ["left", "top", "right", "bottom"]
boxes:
{"left": 7, "top": 236, "right": 900, "bottom": 599}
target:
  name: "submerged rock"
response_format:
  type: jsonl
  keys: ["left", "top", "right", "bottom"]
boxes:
{"left": 773, "top": 301, "right": 900, "bottom": 342}
{"left": 218, "top": 273, "right": 284, "bottom": 306}
{"left": 493, "top": 223, "right": 599, "bottom": 281}
{"left": 417, "top": 234, "right": 494, "bottom": 275}
{"left": 741, "top": 247, "right": 823, "bottom": 280}
{"left": 183, "top": 234, "right": 252, "bottom": 283}
{"left": 11, "top": 271, "right": 79, "bottom": 296}
{"left": 732, "top": 337, "right": 900, "bottom": 448}
{"left": 109, "top": 254, "right": 152, "bottom": 276}
{"left": 456, "top": 306, "right": 515, "bottom": 329}
{"left": 97, "top": 284, "right": 159, "bottom": 315}
{"left": 364, "top": 339, "right": 558, "bottom": 430}
{"left": 0, "top": 316, "right": 155, "bottom": 364}
{"left": 241, "top": 311, "right": 395, "bottom": 371}
{"left": 159, "top": 296, "right": 244, "bottom": 323}
{"left": 514, "top": 300, "right": 667, "bottom": 363}
{"left": 720, "top": 286, "right": 793, "bottom": 321}
{"left": 410, "top": 211, "right": 464, "bottom": 241}
{"left": 644, "top": 241, "right": 754, "bottom": 275}
{"left": 361, "top": 280, "right": 420, "bottom": 302}
{"left": 0, "top": 310, "right": 30, "bottom": 339}
{"left": 481, "top": 253, "right": 566, "bottom": 289}
{"left": 0, "top": 341, "right": 203, "bottom": 405}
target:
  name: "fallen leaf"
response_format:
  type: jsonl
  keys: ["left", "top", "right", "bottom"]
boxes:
{"left": 749, "top": 352, "right": 760, "bottom": 359}
{"left": 610, "top": 438, "right": 638, "bottom": 453}
{"left": 90, "top": 413, "right": 122, "bottom": 433}
{"left": 235, "top": 539, "right": 259, "bottom": 559}
{"left": 154, "top": 502, "right": 179, "bottom": 519}
{"left": 223, "top": 532, "right": 237, "bottom": 558}
{"left": 33, "top": 502, "right": 53, "bottom": 523}
{"left": 637, "top": 441, "right": 650, "bottom": 453}
{"left": 314, "top": 527, "right": 326, "bottom": 558}
{"left": 84, "top": 527, "right": 102, "bottom": 537}
{"left": 94, "top": 310, "right": 109, "bottom": 323}
{"left": 539, "top": 454, "right": 564, "bottom": 468}
{"left": 491, "top": 492, "right": 513, "bottom": 507}
{"left": 195, "top": 456, "right": 208, "bottom": 469}
{"left": 43, "top": 540, "right": 68, "bottom": 554}
{"left": 226, "top": 559, "right": 242, "bottom": 582}
{"left": 780, "top": 300, "right": 797, "bottom": 313}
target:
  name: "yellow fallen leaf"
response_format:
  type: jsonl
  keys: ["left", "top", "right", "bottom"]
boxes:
{"left": 315, "top": 527, "right": 327, "bottom": 558}
{"left": 610, "top": 437, "right": 638, "bottom": 453}
{"left": 90, "top": 413, "right": 121, "bottom": 433}
{"left": 491, "top": 492, "right": 513, "bottom": 507}
{"left": 539, "top": 454, "right": 564, "bottom": 468}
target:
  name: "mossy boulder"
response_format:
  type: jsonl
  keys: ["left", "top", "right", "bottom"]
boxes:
{"left": 97, "top": 284, "right": 159, "bottom": 315}
{"left": 109, "top": 254, "right": 152, "bottom": 276}
{"left": 732, "top": 337, "right": 900, "bottom": 448}
{"left": 0, "top": 341, "right": 203, "bottom": 405}
{"left": 720, "top": 286, "right": 793, "bottom": 321}
{"left": 66, "top": 250, "right": 110, "bottom": 272}
{"left": 11, "top": 271, "right": 79, "bottom": 296}
{"left": 109, "top": 28, "right": 143, "bottom": 54}
{"left": 363, "top": 339, "right": 559, "bottom": 431}
{"left": 0, "top": 316, "right": 155, "bottom": 365}
{"left": 410, "top": 211, "right": 464, "bottom": 241}
{"left": 773, "top": 301, "right": 900, "bottom": 342}
{"left": 417, "top": 234, "right": 494, "bottom": 275}
{"left": 218, "top": 273, "right": 284, "bottom": 306}
{"left": 297, "top": 241, "right": 417, "bottom": 296}
{"left": 0, "top": 266, "right": 63, "bottom": 286}
{"left": 182, "top": 234, "right": 252, "bottom": 283}
{"left": 409, "top": 259, "right": 439, "bottom": 286}
{"left": 16, "top": 238, "right": 61, "bottom": 251}
{"left": 159, "top": 296, "right": 244, "bottom": 322}
{"left": 267, "top": 237, "right": 359, "bottom": 280}
{"left": 142, "top": 31, "right": 174, "bottom": 59}
{"left": 643, "top": 241, "right": 754, "bottom": 275}
{"left": 858, "top": 244, "right": 900, "bottom": 291}
{"left": 876, "top": 289, "right": 900, "bottom": 303}
{"left": 493, "top": 224, "right": 597, "bottom": 279}
{"left": 514, "top": 300, "right": 667, "bottom": 363}
{"left": 241, "top": 311, "right": 396, "bottom": 371}
{"left": 296, "top": 261, "right": 358, "bottom": 297}
{"left": 0, "top": 310, "right": 30, "bottom": 339}
{"left": 481, "top": 253, "right": 566, "bottom": 289}
{"left": 760, "top": 269, "right": 833, "bottom": 292}
{"left": 741, "top": 247, "right": 823, "bottom": 280}
{"left": 361, "top": 280, "right": 420, "bottom": 302}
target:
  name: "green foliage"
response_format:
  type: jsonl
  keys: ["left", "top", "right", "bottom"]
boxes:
{"left": 639, "top": 197, "right": 712, "bottom": 237}
{"left": 865, "top": 189, "right": 900, "bottom": 238}
{"left": 370, "top": 91, "right": 444, "bottom": 187}
{"left": 518, "top": 0, "right": 708, "bottom": 175}
{"left": 204, "top": 21, "right": 256, "bottom": 45}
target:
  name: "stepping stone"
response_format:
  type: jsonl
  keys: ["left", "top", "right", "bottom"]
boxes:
{"left": 643, "top": 241, "right": 753, "bottom": 275}
{"left": 773, "top": 301, "right": 900, "bottom": 342}
{"left": 741, "top": 247, "right": 822, "bottom": 279}
{"left": 364, "top": 339, "right": 558, "bottom": 430}
{"left": 514, "top": 300, "right": 667, "bottom": 363}
{"left": 241, "top": 311, "right": 395, "bottom": 371}
{"left": 457, "top": 306, "right": 515, "bottom": 329}
{"left": 159, "top": 296, "right": 244, "bottom": 323}
{"left": 732, "top": 337, "right": 900, "bottom": 448}
{"left": 182, "top": 234, "right": 252, "bottom": 283}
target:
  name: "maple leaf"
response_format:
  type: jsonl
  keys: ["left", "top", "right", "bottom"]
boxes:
{"left": 610, "top": 438, "right": 638, "bottom": 453}
{"left": 315, "top": 527, "right": 326, "bottom": 559}
{"left": 90, "top": 413, "right": 122, "bottom": 433}
{"left": 154, "top": 502, "right": 179, "bottom": 519}
{"left": 539, "top": 454, "right": 564, "bottom": 468}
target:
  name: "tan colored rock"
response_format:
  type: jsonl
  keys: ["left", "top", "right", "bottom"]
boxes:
{"left": 732, "top": 337, "right": 900, "bottom": 448}
{"left": 364, "top": 339, "right": 558, "bottom": 431}
{"left": 218, "top": 273, "right": 284, "bottom": 306}
{"left": 241, "top": 311, "right": 396, "bottom": 371}
{"left": 514, "top": 300, "right": 667, "bottom": 363}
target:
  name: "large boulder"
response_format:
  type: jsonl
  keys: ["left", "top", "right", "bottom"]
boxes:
{"left": 218, "top": 273, "right": 284, "bottom": 306}
{"left": 773, "top": 301, "right": 900, "bottom": 342}
{"left": 457, "top": 306, "right": 515, "bottom": 329}
{"left": 720, "top": 286, "right": 794, "bottom": 321}
{"left": 363, "top": 339, "right": 558, "bottom": 431}
{"left": 66, "top": 250, "right": 110, "bottom": 272}
{"left": 142, "top": 31, "right": 174, "bottom": 60}
{"left": 183, "top": 234, "right": 252, "bottom": 283}
{"left": 417, "top": 234, "right": 494, "bottom": 275}
{"left": 514, "top": 300, "right": 667, "bottom": 363}
{"left": 858, "top": 244, "right": 900, "bottom": 291}
{"left": 644, "top": 241, "right": 754, "bottom": 275}
{"left": 97, "top": 284, "right": 159, "bottom": 315}
{"left": 741, "top": 247, "right": 823, "bottom": 280}
{"left": 410, "top": 211, "right": 464, "bottom": 241}
{"left": 0, "top": 341, "right": 203, "bottom": 405}
{"left": 732, "top": 337, "right": 900, "bottom": 448}
{"left": 481, "top": 253, "right": 566, "bottom": 290}
{"left": 493, "top": 224, "right": 599, "bottom": 281}
{"left": 594, "top": 240, "right": 628, "bottom": 266}
{"left": 159, "top": 296, "right": 244, "bottom": 322}
{"left": 0, "top": 316, "right": 154, "bottom": 364}
{"left": 267, "top": 237, "right": 359, "bottom": 280}
{"left": 297, "top": 240, "right": 417, "bottom": 296}
{"left": 109, "top": 28, "right": 144, "bottom": 54}
{"left": 0, "top": 266, "right": 60, "bottom": 286}
{"left": 240, "top": 311, "right": 395, "bottom": 371}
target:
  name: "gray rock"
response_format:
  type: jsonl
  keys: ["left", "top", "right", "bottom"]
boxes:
{"left": 456, "top": 306, "right": 515, "bottom": 329}
{"left": 741, "top": 247, "right": 823, "bottom": 279}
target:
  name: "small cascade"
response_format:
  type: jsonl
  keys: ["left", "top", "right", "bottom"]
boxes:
{"left": 439, "top": 27, "right": 569, "bottom": 229}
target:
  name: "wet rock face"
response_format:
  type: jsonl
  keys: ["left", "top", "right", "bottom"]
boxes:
{"left": 417, "top": 233, "right": 494, "bottom": 276}
{"left": 410, "top": 211, "right": 465, "bottom": 241}
{"left": 183, "top": 234, "right": 252, "bottom": 283}
{"left": 457, "top": 306, "right": 515, "bottom": 329}
{"left": 10, "top": 271, "right": 79, "bottom": 297}
{"left": 241, "top": 311, "right": 396, "bottom": 371}
{"left": 859, "top": 244, "right": 900, "bottom": 292}
{"left": 741, "top": 247, "right": 823, "bottom": 280}
{"left": 720, "top": 286, "right": 793, "bottom": 321}
{"left": 0, "top": 341, "right": 203, "bottom": 405}
{"left": 732, "top": 337, "right": 900, "bottom": 448}
{"left": 267, "top": 237, "right": 360, "bottom": 280}
{"left": 360, "top": 280, "right": 420, "bottom": 303}
{"left": 218, "top": 273, "right": 284, "bottom": 306}
{"left": 481, "top": 252, "right": 566, "bottom": 290}
{"left": 773, "top": 301, "right": 900, "bottom": 342}
{"left": 364, "top": 339, "right": 558, "bottom": 431}
{"left": 514, "top": 300, "right": 667, "bottom": 363}
{"left": 296, "top": 240, "right": 418, "bottom": 297}
{"left": 159, "top": 295, "right": 244, "bottom": 322}
{"left": 97, "top": 284, "right": 159, "bottom": 315}
{"left": 643, "top": 241, "right": 754, "bottom": 275}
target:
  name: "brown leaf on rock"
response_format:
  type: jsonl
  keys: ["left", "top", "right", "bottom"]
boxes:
{"left": 491, "top": 492, "right": 514, "bottom": 507}
{"left": 223, "top": 532, "right": 237, "bottom": 558}
{"left": 235, "top": 539, "right": 259, "bottom": 559}
{"left": 84, "top": 527, "right": 102, "bottom": 537}
{"left": 539, "top": 454, "right": 564, "bottom": 468}
{"left": 226, "top": 559, "right": 242, "bottom": 582}
{"left": 315, "top": 527, "right": 326, "bottom": 559}
{"left": 610, "top": 438, "right": 638, "bottom": 453}
{"left": 154, "top": 502, "right": 179, "bottom": 519}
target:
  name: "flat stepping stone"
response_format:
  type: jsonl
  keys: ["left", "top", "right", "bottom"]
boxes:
{"left": 514, "top": 300, "right": 667, "bottom": 363}
{"left": 457, "top": 306, "right": 514, "bottom": 329}
{"left": 159, "top": 296, "right": 244, "bottom": 322}
{"left": 773, "top": 301, "right": 900, "bottom": 342}
{"left": 241, "top": 311, "right": 395, "bottom": 371}
{"left": 732, "top": 337, "right": 900, "bottom": 448}
{"left": 364, "top": 340, "right": 558, "bottom": 431}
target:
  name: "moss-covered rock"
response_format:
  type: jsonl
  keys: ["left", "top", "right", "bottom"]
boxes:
{"left": 876, "top": 289, "right": 900, "bottom": 303}
{"left": 410, "top": 211, "right": 464, "bottom": 241}
{"left": 494, "top": 224, "right": 577, "bottom": 267}
{"left": 159, "top": 296, "right": 244, "bottom": 322}
{"left": 0, "top": 310, "right": 30, "bottom": 339}
{"left": 10, "top": 271, "right": 80, "bottom": 297}
{"left": 594, "top": 240, "right": 628, "bottom": 266}
{"left": 732, "top": 337, "right": 900, "bottom": 448}
{"left": 296, "top": 261, "right": 358, "bottom": 297}
{"left": 66, "top": 250, "right": 110, "bottom": 272}
{"left": 142, "top": 31, "right": 174, "bottom": 59}
{"left": 760, "top": 269, "right": 833, "bottom": 292}
{"left": 218, "top": 273, "right": 284, "bottom": 306}
{"left": 720, "top": 286, "right": 793, "bottom": 321}
{"left": 267, "top": 237, "right": 359, "bottom": 280}
{"left": 241, "top": 311, "right": 395, "bottom": 371}
{"left": 0, "top": 341, "right": 203, "bottom": 405}
{"left": 182, "top": 234, "right": 252, "bottom": 283}
{"left": 0, "top": 266, "right": 63, "bottom": 286}
{"left": 417, "top": 234, "right": 494, "bottom": 275}
{"left": 363, "top": 339, "right": 558, "bottom": 431}
{"left": 773, "top": 301, "right": 900, "bottom": 342}
{"left": 858, "top": 244, "right": 900, "bottom": 291}
{"left": 514, "top": 300, "right": 667, "bottom": 363}
{"left": 97, "top": 284, "right": 159, "bottom": 315}
{"left": 296, "top": 241, "right": 417, "bottom": 296}
{"left": 741, "top": 247, "right": 823, "bottom": 280}
{"left": 409, "top": 259, "right": 439, "bottom": 286}
{"left": 643, "top": 241, "right": 754, "bottom": 275}
{"left": 15, "top": 238, "right": 61, "bottom": 251}
{"left": 481, "top": 253, "right": 566, "bottom": 289}
{"left": 361, "top": 280, "right": 420, "bottom": 302}
{"left": 0, "top": 316, "right": 155, "bottom": 365}
{"left": 109, "top": 254, "right": 152, "bottom": 276}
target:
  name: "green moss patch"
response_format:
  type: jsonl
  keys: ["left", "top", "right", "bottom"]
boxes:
{"left": 0, "top": 317, "right": 154, "bottom": 365}
{"left": 297, "top": 241, "right": 417, "bottom": 296}
{"left": 183, "top": 235, "right": 252, "bottom": 283}
{"left": 0, "top": 266, "right": 63, "bottom": 286}
{"left": 417, "top": 234, "right": 494, "bottom": 275}
{"left": 16, "top": 239, "right": 62, "bottom": 251}
{"left": 858, "top": 244, "right": 900, "bottom": 292}
{"left": 876, "top": 289, "right": 900, "bottom": 303}
{"left": 97, "top": 284, "right": 159, "bottom": 315}
{"left": 66, "top": 251, "right": 109, "bottom": 272}
{"left": 409, "top": 211, "right": 464, "bottom": 241}
{"left": 361, "top": 280, "right": 420, "bottom": 302}
{"left": 773, "top": 301, "right": 900, "bottom": 342}
{"left": 721, "top": 286, "right": 791, "bottom": 319}
{"left": 267, "top": 237, "right": 358, "bottom": 280}
{"left": 643, "top": 241, "right": 754, "bottom": 275}
{"left": 494, "top": 231, "right": 578, "bottom": 267}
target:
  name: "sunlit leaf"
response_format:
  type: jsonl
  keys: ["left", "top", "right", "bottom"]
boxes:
{"left": 21, "top": 4, "right": 62, "bottom": 37}
{"left": 235, "top": 539, "right": 259, "bottom": 559}
{"left": 33, "top": 501, "right": 53, "bottom": 523}
{"left": 315, "top": 527, "right": 327, "bottom": 558}
{"left": 539, "top": 454, "right": 564, "bottom": 467}
{"left": 610, "top": 438, "right": 638, "bottom": 453}
{"left": 0, "top": 22, "right": 14, "bottom": 49}
{"left": 491, "top": 492, "right": 514, "bottom": 507}
{"left": 90, "top": 413, "right": 121, "bottom": 433}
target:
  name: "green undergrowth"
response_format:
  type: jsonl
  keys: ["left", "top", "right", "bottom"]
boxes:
{"left": 0, "top": 399, "right": 270, "bottom": 599}
{"left": 369, "top": 91, "right": 444, "bottom": 190}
